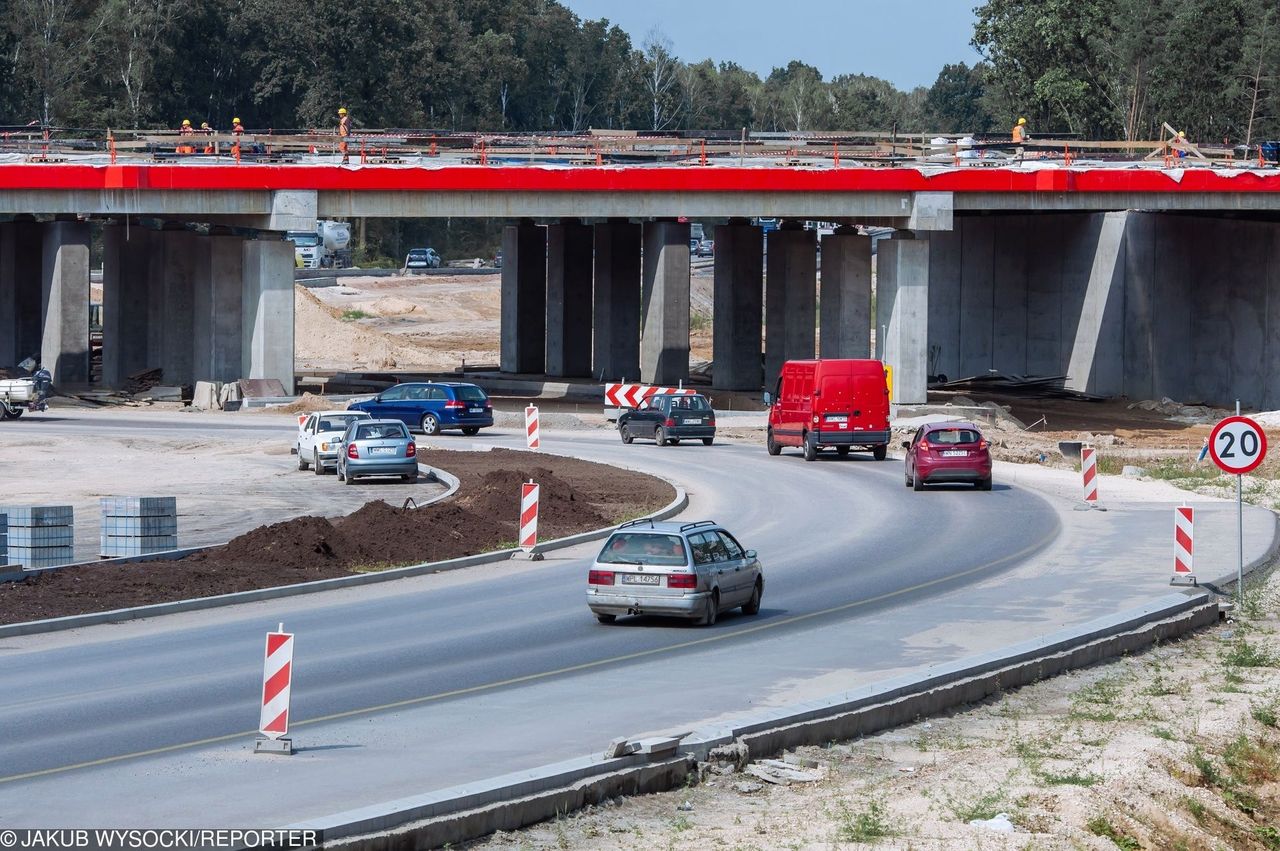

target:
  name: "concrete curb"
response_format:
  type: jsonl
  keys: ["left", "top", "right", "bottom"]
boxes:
{"left": 313, "top": 592, "right": 1218, "bottom": 850}
{"left": 0, "top": 481, "right": 686, "bottom": 639}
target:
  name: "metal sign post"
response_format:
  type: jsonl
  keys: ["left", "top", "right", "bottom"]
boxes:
{"left": 1207, "top": 403, "right": 1268, "bottom": 608}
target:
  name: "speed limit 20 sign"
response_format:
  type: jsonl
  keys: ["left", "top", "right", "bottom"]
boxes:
{"left": 1208, "top": 416, "right": 1269, "bottom": 474}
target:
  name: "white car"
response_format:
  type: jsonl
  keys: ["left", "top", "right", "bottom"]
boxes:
{"left": 294, "top": 410, "right": 371, "bottom": 474}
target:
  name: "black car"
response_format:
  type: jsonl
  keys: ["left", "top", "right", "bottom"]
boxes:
{"left": 618, "top": 393, "right": 716, "bottom": 446}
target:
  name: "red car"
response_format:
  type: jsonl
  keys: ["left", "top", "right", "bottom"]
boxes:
{"left": 903, "top": 421, "right": 993, "bottom": 491}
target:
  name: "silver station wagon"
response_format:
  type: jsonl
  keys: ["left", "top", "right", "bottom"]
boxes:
{"left": 586, "top": 519, "right": 764, "bottom": 626}
{"left": 336, "top": 419, "right": 419, "bottom": 484}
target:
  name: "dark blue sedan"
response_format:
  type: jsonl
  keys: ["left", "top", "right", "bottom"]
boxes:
{"left": 348, "top": 382, "right": 494, "bottom": 436}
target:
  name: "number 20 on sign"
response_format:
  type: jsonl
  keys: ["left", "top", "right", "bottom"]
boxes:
{"left": 1208, "top": 416, "right": 1268, "bottom": 475}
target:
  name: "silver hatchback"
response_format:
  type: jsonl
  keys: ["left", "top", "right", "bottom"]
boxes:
{"left": 336, "top": 419, "right": 419, "bottom": 484}
{"left": 586, "top": 519, "right": 764, "bottom": 626}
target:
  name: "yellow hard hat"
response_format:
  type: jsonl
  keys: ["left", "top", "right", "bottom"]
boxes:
{"left": 181, "top": 119, "right": 191, "bottom": 126}
{"left": 338, "top": 107, "right": 348, "bottom": 115}
{"left": 1177, "top": 130, "right": 1186, "bottom": 138}
{"left": 1017, "top": 117, "right": 1027, "bottom": 125}
{"left": 200, "top": 122, "right": 210, "bottom": 129}
{"left": 232, "top": 117, "right": 241, "bottom": 124}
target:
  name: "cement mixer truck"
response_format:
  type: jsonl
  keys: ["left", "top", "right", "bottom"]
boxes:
{"left": 287, "top": 220, "right": 353, "bottom": 269}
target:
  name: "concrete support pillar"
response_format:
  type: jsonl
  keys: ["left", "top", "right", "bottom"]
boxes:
{"left": 241, "top": 237, "right": 295, "bottom": 393}
{"left": 40, "top": 221, "right": 91, "bottom": 385}
{"left": 641, "top": 220, "right": 691, "bottom": 386}
{"left": 101, "top": 226, "right": 154, "bottom": 388}
{"left": 0, "top": 224, "right": 18, "bottom": 367}
{"left": 192, "top": 234, "right": 245, "bottom": 383}
{"left": 876, "top": 234, "right": 930, "bottom": 404}
{"left": 499, "top": 222, "right": 547, "bottom": 374}
{"left": 764, "top": 224, "right": 817, "bottom": 386}
{"left": 712, "top": 222, "right": 763, "bottom": 390}
{"left": 819, "top": 229, "right": 872, "bottom": 359}
{"left": 545, "top": 220, "right": 593, "bottom": 377}
{"left": 148, "top": 229, "right": 197, "bottom": 387}
{"left": 592, "top": 220, "right": 641, "bottom": 381}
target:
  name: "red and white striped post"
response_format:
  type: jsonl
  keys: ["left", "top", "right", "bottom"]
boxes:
{"left": 255, "top": 623, "right": 295, "bottom": 754}
{"left": 517, "top": 480, "right": 542, "bottom": 560}
{"left": 525, "top": 405, "right": 541, "bottom": 450}
{"left": 1172, "top": 505, "right": 1196, "bottom": 585}
{"left": 1081, "top": 447, "right": 1099, "bottom": 505}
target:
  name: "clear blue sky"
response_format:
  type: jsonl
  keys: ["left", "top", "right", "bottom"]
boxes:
{"left": 557, "top": 1, "right": 983, "bottom": 90}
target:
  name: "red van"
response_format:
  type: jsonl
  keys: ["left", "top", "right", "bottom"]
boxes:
{"left": 766, "top": 359, "right": 891, "bottom": 461}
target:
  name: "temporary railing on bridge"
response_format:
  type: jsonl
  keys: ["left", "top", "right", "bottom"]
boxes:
{"left": 0, "top": 124, "right": 1265, "bottom": 169}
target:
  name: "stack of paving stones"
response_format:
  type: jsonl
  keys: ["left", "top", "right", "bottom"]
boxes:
{"left": 0, "top": 511, "right": 7, "bottom": 565}
{"left": 4, "top": 506, "right": 75, "bottom": 568}
{"left": 100, "top": 497, "right": 178, "bottom": 558}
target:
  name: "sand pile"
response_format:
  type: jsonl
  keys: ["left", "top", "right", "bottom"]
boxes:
{"left": 293, "top": 286, "right": 434, "bottom": 370}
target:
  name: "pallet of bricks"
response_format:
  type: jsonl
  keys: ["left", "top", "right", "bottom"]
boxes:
{"left": 3, "top": 506, "right": 74, "bottom": 568}
{"left": 100, "top": 497, "right": 177, "bottom": 558}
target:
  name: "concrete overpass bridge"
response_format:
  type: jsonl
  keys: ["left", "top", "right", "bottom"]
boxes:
{"left": 3, "top": 159, "right": 1280, "bottom": 407}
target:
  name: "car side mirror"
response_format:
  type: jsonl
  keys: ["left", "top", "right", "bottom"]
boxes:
{"left": 902, "top": 441, "right": 911, "bottom": 450}
{"left": 745, "top": 550, "right": 757, "bottom": 559}
{"left": 762, "top": 391, "right": 772, "bottom": 407}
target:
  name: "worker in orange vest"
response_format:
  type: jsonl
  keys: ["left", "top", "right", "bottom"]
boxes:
{"left": 1011, "top": 117, "right": 1028, "bottom": 161}
{"left": 200, "top": 121, "right": 215, "bottom": 154}
{"left": 338, "top": 107, "right": 351, "bottom": 164}
{"left": 177, "top": 118, "right": 195, "bottom": 154}
{"left": 232, "top": 117, "right": 245, "bottom": 135}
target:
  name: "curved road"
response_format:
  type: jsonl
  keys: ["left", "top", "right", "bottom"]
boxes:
{"left": 1, "top": 409, "right": 1248, "bottom": 826}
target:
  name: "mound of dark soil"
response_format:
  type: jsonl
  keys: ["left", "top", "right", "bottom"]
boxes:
{"left": 0, "top": 449, "right": 675, "bottom": 625}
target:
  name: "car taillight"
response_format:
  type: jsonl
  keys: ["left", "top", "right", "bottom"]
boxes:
{"left": 918, "top": 439, "right": 931, "bottom": 452}
{"left": 978, "top": 439, "right": 989, "bottom": 451}
{"left": 445, "top": 400, "right": 465, "bottom": 409}
{"left": 665, "top": 417, "right": 676, "bottom": 427}
{"left": 347, "top": 443, "right": 359, "bottom": 459}
{"left": 406, "top": 441, "right": 416, "bottom": 457}
{"left": 707, "top": 416, "right": 716, "bottom": 426}
{"left": 667, "top": 573, "right": 697, "bottom": 589}
{"left": 588, "top": 570, "right": 615, "bottom": 585}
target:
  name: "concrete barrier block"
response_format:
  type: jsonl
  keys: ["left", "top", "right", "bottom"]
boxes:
{"left": 101, "top": 516, "right": 178, "bottom": 536}
{"left": 100, "top": 497, "right": 177, "bottom": 517}
{"left": 192, "top": 381, "right": 221, "bottom": 410}
{"left": 7, "top": 526, "right": 74, "bottom": 546}
{"left": 4, "top": 505, "right": 73, "bottom": 527}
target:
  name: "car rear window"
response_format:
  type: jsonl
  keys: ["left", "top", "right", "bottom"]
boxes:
{"left": 668, "top": 396, "right": 710, "bottom": 411}
{"left": 408, "top": 249, "right": 428, "bottom": 257}
{"left": 598, "top": 533, "right": 688, "bottom": 566}
{"left": 930, "top": 428, "right": 980, "bottom": 445}
{"left": 356, "top": 423, "right": 408, "bottom": 440}
{"left": 318, "top": 414, "right": 362, "bottom": 431}
{"left": 454, "top": 385, "right": 487, "bottom": 402}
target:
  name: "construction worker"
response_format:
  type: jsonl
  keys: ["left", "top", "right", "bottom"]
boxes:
{"left": 1011, "top": 117, "right": 1028, "bottom": 161}
{"left": 231, "top": 117, "right": 245, "bottom": 136}
{"left": 200, "top": 121, "right": 215, "bottom": 154}
{"left": 177, "top": 118, "right": 195, "bottom": 154}
{"left": 338, "top": 106, "right": 351, "bottom": 164}
{"left": 1176, "top": 130, "right": 1189, "bottom": 159}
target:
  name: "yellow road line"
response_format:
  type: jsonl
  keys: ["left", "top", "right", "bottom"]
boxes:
{"left": 0, "top": 530, "right": 1055, "bottom": 786}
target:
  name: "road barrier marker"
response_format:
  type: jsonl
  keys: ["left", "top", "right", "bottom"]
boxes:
{"left": 525, "top": 405, "right": 540, "bottom": 450}
{"left": 514, "top": 481, "right": 543, "bottom": 561}
{"left": 603, "top": 382, "right": 697, "bottom": 419}
{"left": 1171, "top": 505, "right": 1196, "bottom": 586}
{"left": 255, "top": 623, "right": 294, "bottom": 755}
{"left": 1074, "top": 446, "right": 1105, "bottom": 511}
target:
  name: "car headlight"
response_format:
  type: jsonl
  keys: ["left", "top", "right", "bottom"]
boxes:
{"left": 320, "top": 442, "right": 329, "bottom": 451}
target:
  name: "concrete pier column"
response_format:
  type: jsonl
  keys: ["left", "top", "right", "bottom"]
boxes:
{"left": 148, "top": 229, "right": 198, "bottom": 387}
{"left": 592, "top": 220, "right": 641, "bottom": 382}
{"left": 819, "top": 228, "right": 872, "bottom": 359}
{"left": 101, "top": 226, "right": 154, "bottom": 388}
{"left": 192, "top": 234, "right": 245, "bottom": 383}
{"left": 876, "top": 234, "right": 930, "bottom": 404}
{"left": 241, "top": 237, "right": 295, "bottom": 393}
{"left": 641, "top": 220, "right": 691, "bottom": 386}
{"left": 764, "top": 223, "right": 817, "bottom": 385}
{"left": 712, "top": 221, "right": 763, "bottom": 390}
{"left": 40, "top": 220, "right": 91, "bottom": 385}
{"left": 500, "top": 222, "right": 547, "bottom": 374}
{"left": 545, "top": 219, "right": 593, "bottom": 377}
{"left": 0, "top": 223, "right": 37, "bottom": 367}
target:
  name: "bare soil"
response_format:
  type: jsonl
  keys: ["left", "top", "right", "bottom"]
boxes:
{"left": 0, "top": 449, "right": 674, "bottom": 625}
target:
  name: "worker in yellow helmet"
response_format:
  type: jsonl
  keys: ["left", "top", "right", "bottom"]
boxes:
{"left": 337, "top": 107, "right": 351, "bottom": 164}
{"left": 1011, "top": 116, "right": 1028, "bottom": 162}
{"left": 1175, "top": 129, "right": 1190, "bottom": 159}
{"left": 231, "top": 117, "right": 244, "bottom": 135}
{"left": 177, "top": 118, "right": 194, "bottom": 154}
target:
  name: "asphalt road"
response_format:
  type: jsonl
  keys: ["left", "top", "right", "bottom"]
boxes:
{"left": 0, "top": 409, "right": 1267, "bottom": 826}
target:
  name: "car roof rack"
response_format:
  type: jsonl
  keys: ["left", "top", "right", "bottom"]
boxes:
{"left": 679, "top": 520, "right": 717, "bottom": 532}
{"left": 618, "top": 518, "right": 656, "bottom": 529}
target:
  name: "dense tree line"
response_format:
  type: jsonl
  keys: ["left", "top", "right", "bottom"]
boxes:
{"left": 2, "top": 0, "right": 1276, "bottom": 143}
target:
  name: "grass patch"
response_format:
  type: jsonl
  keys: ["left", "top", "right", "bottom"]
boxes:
{"left": 834, "top": 799, "right": 893, "bottom": 843}
{"left": 1256, "top": 826, "right": 1280, "bottom": 851}
{"left": 1069, "top": 675, "right": 1126, "bottom": 721}
{"left": 1086, "top": 815, "right": 1140, "bottom": 850}
{"left": 689, "top": 312, "right": 711, "bottom": 333}
{"left": 1145, "top": 457, "right": 1224, "bottom": 483}
{"left": 1153, "top": 727, "right": 1177, "bottom": 741}
{"left": 1182, "top": 796, "right": 1208, "bottom": 825}
{"left": 1040, "top": 771, "right": 1100, "bottom": 787}
{"left": 945, "top": 789, "right": 1006, "bottom": 823}
{"left": 1251, "top": 698, "right": 1279, "bottom": 728}
{"left": 341, "top": 309, "right": 372, "bottom": 321}
{"left": 1223, "top": 734, "right": 1279, "bottom": 785}
{"left": 670, "top": 815, "right": 691, "bottom": 832}
{"left": 1222, "top": 638, "right": 1277, "bottom": 669}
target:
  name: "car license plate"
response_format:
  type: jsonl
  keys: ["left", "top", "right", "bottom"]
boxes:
{"left": 470, "top": 408, "right": 484, "bottom": 414}
{"left": 942, "top": 450, "right": 967, "bottom": 457}
{"left": 621, "top": 574, "right": 660, "bottom": 585}
{"left": 370, "top": 446, "right": 396, "bottom": 456}
{"left": 826, "top": 415, "right": 848, "bottom": 423}
{"left": 682, "top": 417, "right": 702, "bottom": 425}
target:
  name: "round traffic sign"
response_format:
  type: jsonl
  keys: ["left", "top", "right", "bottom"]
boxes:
{"left": 1208, "top": 416, "right": 1268, "bottom": 475}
